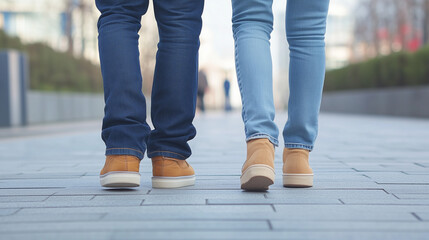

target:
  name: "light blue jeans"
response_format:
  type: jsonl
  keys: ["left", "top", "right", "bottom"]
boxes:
{"left": 232, "top": 0, "right": 330, "bottom": 151}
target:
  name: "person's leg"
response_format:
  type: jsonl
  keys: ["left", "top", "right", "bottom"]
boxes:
{"left": 282, "top": 0, "right": 330, "bottom": 188}
{"left": 283, "top": 0, "right": 330, "bottom": 151}
{"left": 232, "top": 0, "right": 277, "bottom": 191}
{"left": 147, "top": 0, "right": 204, "bottom": 160}
{"left": 148, "top": 0, "right": 204, "bottom": 188}
{"left": 96, "top": 0, "right": 150, "bottom": 187}
{"left": 96, "top": 0, "right": 151, "bottom": 160}
{"left": 231, "top": 0, "right": 279, "bottom": 146}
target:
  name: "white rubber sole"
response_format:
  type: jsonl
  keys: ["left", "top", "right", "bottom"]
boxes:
{"left": 283, "top": 174, "right": 313, "bottom": 188}
{"left": 240, "top": 164, "right": 275, "bottom": 191}
{"left": 152, "top": 175, "right": 195, "bottom": 189}
{"left": 100, "top": 172, "right": 140, "bottom": 188}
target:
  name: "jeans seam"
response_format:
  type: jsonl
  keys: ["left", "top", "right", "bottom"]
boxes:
{"left": 147, "top": 150, "right": 186, "bottom": 159}
{"left": 106, "top": 148, "right": 144, "bottom": 155}
{"left": 246, "top": 133, "right": 279, "bottom": 146}
{"left": 284, "top": 143, "right": 313, "bottom": 150}
{"left": 234, "top": 37, "right": 249, "bottom": 135}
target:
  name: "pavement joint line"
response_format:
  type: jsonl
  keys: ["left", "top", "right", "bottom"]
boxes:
{"left": 139, "top": 199, "right": 145, "bottom": 206}
{"left": 52, "top": 194, "right": 149, "bottom": 197}
{"left": 376, "top": 183, "right": 429, "bottom": 185}
{"left": 362, "top": 174, "right": 371, "bottom": 179}
{"left": 338, "top": 199, "right": 345, "bottom": 204}
{"left": 331, "top": 203, "right": 429, "bottom": 206}
{"left": 6, "top": 208, "right": 22, "bottom": 216}
{"left": 414, "top": 163, "right": 427, "bottom": 168}
{"left": 411, "top": 212, "right": 423, "bottom": 221}
{"left": 0, "top": 229, "right": 280, "bottom": 234}
{"left": 270, "top": 204, "right": 276, "bottom": 212}
{"left": 381, "top": 189, "right": 391, "bottom": 195}
{"left": 266, "top": 220, "right": 273, "bottom": 230}
{"left": 391, "top": 194, "right": 401, "bottom": 200}
{"left": 0, "top": 187, "right": 65, "bottom": 189}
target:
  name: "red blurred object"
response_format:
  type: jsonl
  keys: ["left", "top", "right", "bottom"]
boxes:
{"left": 408, "top": 37, "right": 421, "bottom": 52}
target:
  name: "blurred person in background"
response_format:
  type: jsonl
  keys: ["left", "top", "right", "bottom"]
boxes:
{"left": 197, "top": 70, "right": 209, "bottom": 112}
{"left": 224, "top": 77, "right": 232, "bottom": 112}
{"left": 96, "top": 0, "right": 204, "bottom": 189}
{"left": 232, "top": 0, "right": 330, "bottom": 191}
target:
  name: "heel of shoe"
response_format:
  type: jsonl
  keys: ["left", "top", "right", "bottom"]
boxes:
{"left": 152, "top": 176, "right": 195, "bottom": 189}
{"left": 283, "top": 174, "right": 313, "bottom": 188}
{"left": 100, "top": 172, "right": 140, "bottom": 188}
{"left": 241, "top": 165, "right": 275, "bottom": 191}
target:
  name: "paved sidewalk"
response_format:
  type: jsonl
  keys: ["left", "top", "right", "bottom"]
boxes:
{"left": 0, "top": 112, "right": 428, "bottom": 240}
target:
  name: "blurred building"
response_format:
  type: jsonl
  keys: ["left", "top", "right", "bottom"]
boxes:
{"left": 325, "top": 0, "right": 356, "bottom": 70}
{"left": 0, "top": 0, "right": 99, "bottom": 62}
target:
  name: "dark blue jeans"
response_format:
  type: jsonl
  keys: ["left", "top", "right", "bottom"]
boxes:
{"left": 96, "top": 0, "right": 204, "bottom": 160}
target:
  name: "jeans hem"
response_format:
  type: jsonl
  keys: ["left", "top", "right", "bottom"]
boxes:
{"left": 246, "top": 134, "right": 279, "bottom": 147}
{"left": 284, "top": 143, "right": 313, "bottom": 152}
{"left": 147, "top": 151, "right": 187, "bottom": 160}
{"left": 105, "top": 148, "right": 144, "bottom": 160}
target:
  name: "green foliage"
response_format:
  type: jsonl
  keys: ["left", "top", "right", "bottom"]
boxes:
{"left": 325, "top": 46, "right": 429, "bottom": 91}
{"left": 0, "top": 30, "right": 102, "bottom": 92}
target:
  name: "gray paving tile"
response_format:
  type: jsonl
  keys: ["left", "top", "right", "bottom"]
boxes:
{"left": 142, "top": 195, "right": 206, "bottom": 205}
{"left": 380, "top": 185, "right": 429, "bottom": 194}
{"left": 17, "top": 205, "right": 275, "bottom": 218}
{"left": 0, "top": 232, "right": 112, "bottom": 240}
{"left": 91, "top": 195, "right": 146, "bottom": 201}
{"left": 110, "top": 231, "right": 429, "bottom": 240}
{"left": 265, "top": 189, "right": 390, "bottom": 198}
{"left": 340, "top": 198, "right": 429, "bottom": 205}
{"left": 0, "top": 199, "right": 143, "bottom": 208}
{"left": 394, "top": 194, "right": 429, "bottom": 199}
{"left": 270, "top": 220, "right": 429, "bottom": 231}
{"left": 0, "top": 196, "right": 48, "bottom": 202}
{"left": 273, "top": 205, "right": 419, "bottom": 221}
{"left": 45, "top": 195, "right": 94, "bottom": 201}
{"left": 0, "top": 189, "right": 59, "bottom": 196}
{"left": 0, "top": 220, "right": 269, "bottom": 233}
{"left": 363, "top": 172, "right": 429, "bottom": 184}
{"left": 207, "top": 198, "right": 341, "bottom": 204}
{"left": 53, "top": 187, "right": 151, "bottom": 196}
{"left": 0, "top": 213, "right": 104, "bottom": 223}
{"left": 0, "top": 178, "right": 97, "bottom": 188}
{"left": 0, "top": 173, "right": 83, "bottom": 180}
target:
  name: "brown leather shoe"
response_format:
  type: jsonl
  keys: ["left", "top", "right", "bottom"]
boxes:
{"left": 240, "top": 139, "right": 275, "bottom": 191}
{"left": 151, "top": 156, "right": 195, "bottom": 188}
{"left": 100, "top": 155, "right": 141, "bottom": 187}
{"left": 283, "top": 148, "right": 313, "bottom": 188}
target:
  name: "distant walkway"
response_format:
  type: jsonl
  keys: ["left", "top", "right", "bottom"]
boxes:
{"left": 0, "top": 112, "right": 428, "bottom": 240}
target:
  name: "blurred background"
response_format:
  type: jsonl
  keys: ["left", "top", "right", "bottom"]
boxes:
{"left": 1, "top": 0, "right": 429, "bottom": 128}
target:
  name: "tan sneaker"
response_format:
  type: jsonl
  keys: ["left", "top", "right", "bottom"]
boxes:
{"left": 151, "top": 156, "right": 195, "bottom": 188}
{"left": 100, "top": 155, "right": 141, "bottom": 187}
{"left": 240, "top": 139, "right": 275, "bottom": 191}
{"left": 283, "top": 148, "right": 313, "bottom": 188}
